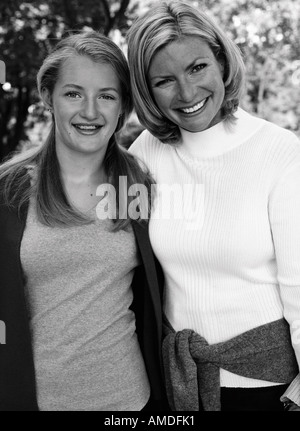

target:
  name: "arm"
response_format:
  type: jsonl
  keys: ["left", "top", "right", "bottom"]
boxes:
{"left": 280, "top": 374, "right": 300, "bottom": 410}
{"left": 269, "top": 164, "right": 300, "bottom": 407}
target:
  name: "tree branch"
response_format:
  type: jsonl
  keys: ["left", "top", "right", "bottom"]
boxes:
{"left": 99, "top": 0, "right": 113, "bottom": 35}
{"left": 112, "top": 0, "right": 130, "bottom": 29}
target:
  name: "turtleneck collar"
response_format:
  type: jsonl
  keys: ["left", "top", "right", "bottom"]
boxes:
{"left": 179, "top": 107, "right": 264, "bottom": 159}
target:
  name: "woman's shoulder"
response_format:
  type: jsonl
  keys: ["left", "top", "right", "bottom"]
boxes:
{"left": 255, "top": 120, "right": 300, "bottom": 178}
{"left": 242, "top": 112, "right": 300, "bottom": 166}
{"left": 238, "top": 108, "right": 299, "bottom": 147}
{"left": 260, "top": 118, "right": 300, "bottom": 146}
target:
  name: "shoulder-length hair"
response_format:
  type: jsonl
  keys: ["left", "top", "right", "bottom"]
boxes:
{"left": 127, "top": 0, "right": 246, "bottom": 144}
{"left": 0, "top": 31, "right": 153, "bottom": 230}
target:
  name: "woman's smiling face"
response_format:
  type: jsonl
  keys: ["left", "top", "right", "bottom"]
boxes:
{"left": 148, "top": 36, "right": 225, "bottom": 133}
{"left": 44, "top": 54, "right": 123, "bottom": 157}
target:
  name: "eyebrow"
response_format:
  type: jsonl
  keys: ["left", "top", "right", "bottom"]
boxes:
{"left": 150, "top": 57, "right": 211, "bottom": 81}
{"left": 62, "top": 84, "right": 120, "bottom": 93}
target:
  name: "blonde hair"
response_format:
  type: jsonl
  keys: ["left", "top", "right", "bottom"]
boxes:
{"left": 127, "top": 0, "right": 246, "bottom": 143}
{"left": 0, "top": 31, "right": 153, "bottom": 230}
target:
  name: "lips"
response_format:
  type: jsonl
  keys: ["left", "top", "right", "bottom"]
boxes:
{"left": 72, "top": 123, "right": 103, "bottom": 135}
{"left": 73, "top": 124, "right": 102, "bottom": 131}
{"left": 178, "top": 97, "right": 208, "bottom": 114}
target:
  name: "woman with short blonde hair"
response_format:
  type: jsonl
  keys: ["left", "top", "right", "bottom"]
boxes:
{"left": 127, "top": 0, "right": 300, "bottom": 411}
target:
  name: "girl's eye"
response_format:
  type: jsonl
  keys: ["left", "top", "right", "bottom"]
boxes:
{"left": 191, "top": 63, "right": 206, "bottom": 73}
{"left": 66, "top": 92, "right": 81, "bottom": 98}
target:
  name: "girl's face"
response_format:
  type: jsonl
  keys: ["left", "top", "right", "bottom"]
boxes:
{"left": 44, "top": 55, "right": 123, "bottom": 157}
{"left": 148, "top": 36, "right": 225, "bottom": 133}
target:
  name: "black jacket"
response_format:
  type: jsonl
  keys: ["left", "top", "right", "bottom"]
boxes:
{"left": 0, "top": 179, "right": 167, "bottom": 411}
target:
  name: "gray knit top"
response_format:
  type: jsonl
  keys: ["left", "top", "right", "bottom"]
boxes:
{"left": 20, "top": 199, "right": 150, "bottom": 411}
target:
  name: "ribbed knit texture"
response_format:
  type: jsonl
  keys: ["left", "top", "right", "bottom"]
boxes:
{"left": 129, "top": 108, "right": 300, "bottom": 390}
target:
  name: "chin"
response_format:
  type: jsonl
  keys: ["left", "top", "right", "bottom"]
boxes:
{"left": 181, "top": 123, "right": 209, "bottom": 133}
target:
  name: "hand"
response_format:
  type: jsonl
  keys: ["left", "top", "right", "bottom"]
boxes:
{"left": 285, "top": 401, "right": 300, "bottom": 411}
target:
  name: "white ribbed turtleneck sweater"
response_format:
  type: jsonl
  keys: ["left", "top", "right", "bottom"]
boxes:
{"left": 129, "top": 108, "right": 300, "bottom": 389}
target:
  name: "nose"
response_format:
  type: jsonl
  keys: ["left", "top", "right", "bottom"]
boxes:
{"left": 177, "top": 80, "right": 196, "bottom": 103}
{"left": 80, "top": 97, "right": 98, "bottom": 120}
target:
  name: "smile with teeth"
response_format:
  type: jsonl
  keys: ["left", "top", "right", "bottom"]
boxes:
{"left": 73, "top": 124, "right": 101, "bottom": 130}
{"left": 180, "top": 97, "right": 208, "bottom": 114}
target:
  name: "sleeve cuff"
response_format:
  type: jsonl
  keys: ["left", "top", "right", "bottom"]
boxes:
{"left": 280, "top": 374, "right": 300, "bottom": 406}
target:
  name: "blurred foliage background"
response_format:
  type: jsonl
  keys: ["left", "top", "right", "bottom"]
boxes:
{"left": 0, "top": 0, "right": 299, "bottom": 161}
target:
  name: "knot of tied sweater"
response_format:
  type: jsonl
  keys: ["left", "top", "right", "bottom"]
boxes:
{"left": 162, "top": 317, "right": 299, "bottom": 411}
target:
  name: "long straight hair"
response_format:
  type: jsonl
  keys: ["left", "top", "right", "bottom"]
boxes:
{"left": 0, "top": 31, "right": 153, "bottom": 230}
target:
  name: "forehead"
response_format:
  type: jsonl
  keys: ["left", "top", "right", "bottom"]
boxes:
{"left": 149, "top": 36, "right": 215, "bottom": 73}
{"left": 56, "top": 55, "right": 121, "bottom": 89}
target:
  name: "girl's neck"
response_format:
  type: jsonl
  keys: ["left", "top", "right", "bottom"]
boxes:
{"left": 57, "top": 151, "right": 108, "bottom": 214}
{"left": 56, "top": 146, "right": 107, "bottom": 187}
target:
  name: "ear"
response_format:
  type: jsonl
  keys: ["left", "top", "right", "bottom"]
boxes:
{"left": 219, "top": 59, "right": 225, "bottom": 78}
{"left": 41, "top": 87, "right": 53, "bottom": 111}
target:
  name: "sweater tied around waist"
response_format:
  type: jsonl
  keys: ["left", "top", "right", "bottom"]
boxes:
{"left": 162, "top": 317, "right": 299, "bottom": 411}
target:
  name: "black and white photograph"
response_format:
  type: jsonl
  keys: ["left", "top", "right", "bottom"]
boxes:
{"left": 0, "top": 0, "right": 300, "bottom": 417}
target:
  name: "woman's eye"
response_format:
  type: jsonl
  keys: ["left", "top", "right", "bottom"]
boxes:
{"left": 99, "top": 94, "right": 115, "bottom": 100}
{"left": 155, "top": 78, "right": 173, "bottom": 88}
{"left": 191, "top": 64, "right": 206, "bottom": 73}
{"left": 66, "top": 92, "right": 81, "bottom": 98}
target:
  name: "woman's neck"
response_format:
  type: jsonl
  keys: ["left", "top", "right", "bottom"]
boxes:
{"left": 179, "top": 108, "right": 263, "bottom": 159}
